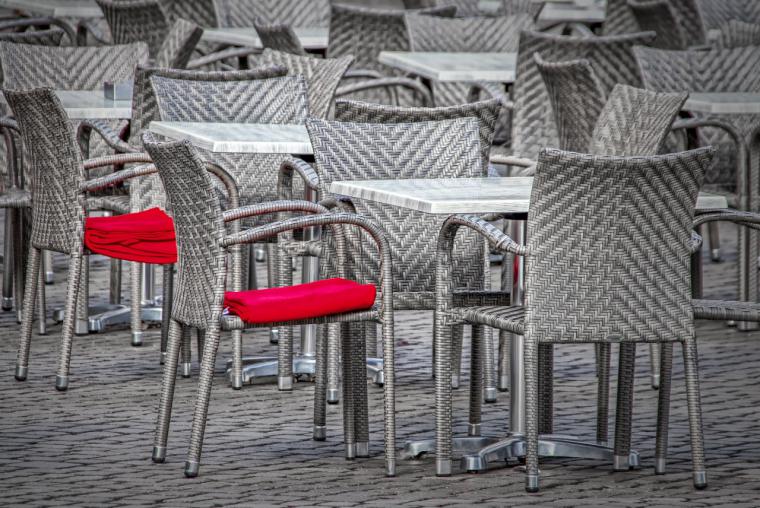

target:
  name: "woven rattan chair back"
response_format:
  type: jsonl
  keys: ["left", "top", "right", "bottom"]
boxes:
{"left": 524, "top": 147, "right": 711, "bottom": 344}
{"left": 163, "top": 0, "right": 217, "bottom": 28}
{"left": 511, "top": 31, "right": 655, "bottom": 160}
{"left": 142, "top": 132, "right": 226, "bottom": 329}
{"left": 534, "top": 54, "right": 605, "bottom": 153}
{"left": 151, "top": 72, "right": 309, "bottom": 221}
{"left": 213, "top": 0, "right": 330, "bottom": 27}
{"left": 334, "top": 98, "right": 501, "bottom": 172}
{"left": 0, "top": 29, "right": 64, "bottom": 46}
{"left": 718, "top": 20, "right": 760, "bottom": 48}
{"left": 253, "top": 21, "right": 307, "bottom": 55}
{"left": 500, "top": 0, "right": 544, "bottom": 20}
{"left": 696, "top": 0, "right": 760, "bottom": 31}
{"left": 590, "top": 84, "right": 688, "bottom": 156}
{"left": 307, "top": 117, "right": 486, "bottom": 302}
{"left": 602, "top": 0, "right": 640, "bottom": 35}
{"left": 634, "top": 45, "right": 760, "bottom": 189}
{"left": 255, "top": 49, "right": 353, "bottom": 119}
{"left": 405, "top": 12, "right": 533, "bottom": 106}
{"left": 4, "top": 88, "right": 84, "bottom": 254}
{"left": 627, "top": 0, "right": 689, "bottom": 49}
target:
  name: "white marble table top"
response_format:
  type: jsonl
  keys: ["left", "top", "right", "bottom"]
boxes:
{"left": 683, "top": 93, "right": 760, "bottom": 115}
{"left": 479, "top": 0, "right": 605, "bottom": 23}
{"left": 201, "top": 26, "right": 328, "bottom": 50}
{"left": 0, "top": 90, "right": 131, "bottom": 119}
{"left": 330, "top": 177, "right": 727, "bottom": 214}
{"left": 148, "top": 121, "right": 312, "bottom": 154}
{"left": 0, "top": 0, "right": 101, "bottom": 17}
{"left": 378, "top": 51, "right": 517, "bottom": 83}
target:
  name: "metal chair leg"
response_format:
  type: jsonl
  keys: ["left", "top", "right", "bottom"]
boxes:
{"left": 524, "top": 336, "right": 540, "bottom": 493}
{"left": 152, "top": 319, "right": 183, "bottom": 464}
{"left": 613, "top": 343, "right": 637, "bottom": 471}
{"left": 54, "top": 252, "right": 85, "bottom": 391}
{"left": 43, "top": 249, "right": 54, "bottom": 284}
{"left": 159, "top": 264, "right": 173, "bottom": 364}
{"left": 313, "top": 324, "right": 328, "bottom": 440}
{"left": 341, "top": 321, "right": 356, "bottom": 460}
{"left": 649, "top": 343, "right": 661, "bottom": 389}
{"left": 180, "top": 325, "right": 192, "bottom": 378}
{"left": 327, "top": 321, "right": 341, "bottom": 404}
{"left": 655, "top": 342, "right": 673, "bottom": 474}
{"left": 131, "top": 262, "right": 143, "bottom": 346}
{"left": 468, "top": 325, "right": 484, "bottom": 436}
{"left": 707, "top": 221, "right": 721, "bottom": 262}
{"left": 2, "top": 209, "right": 14, "bottom": 311}
{"left": 14, "top": 246, "right": 40, "bottom": 381}
{"left": 351, "top": 322, "right": 369, "bottom": 457}
{"left": 596, "top": 343, "right": 611, "bottom": 443}
{"left": 37, "top": 262, "right": 46, "bottom": 335}
{"left": 683, "top": 338, "right": 707, "bottom": 489}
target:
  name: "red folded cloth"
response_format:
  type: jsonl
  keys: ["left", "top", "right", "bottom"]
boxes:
{"left": 224, "top": 278, "right": 377, "bottom": 324}
{"left": 85, "top": 207, "right": 177, "bottom": 264}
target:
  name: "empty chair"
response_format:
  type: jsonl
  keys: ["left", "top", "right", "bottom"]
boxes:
{"left": 717, "top": 20, "right": 760, "bottom": 48}
{"left": 213, "top": 0, "right": 330, "bottom": 27}
{"left": 627, "top": 0, "right": 708, "bottom": 49}
{"left": 253, "top": 20, "right": 308, "bottom": 55}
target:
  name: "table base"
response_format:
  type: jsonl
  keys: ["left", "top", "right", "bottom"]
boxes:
{"left": 52, "top": 302, "right": 163, "bottom": 342}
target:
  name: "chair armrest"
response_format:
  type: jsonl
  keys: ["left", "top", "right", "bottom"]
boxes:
{"left": 319, "top": 196, "right": 357, "bottom": 213}
{"left": 80, "top": 163, "right": 157, "bottom": 193}
{"left": 490, "top": 154, "right": 536, "bottom": 170}
{"left": 335, "top": 77, "right": 433, "bottom": 107}
{"left": 186, "top": 46, "right": 260, "bottom": 70}
{"left": 203, "top": 161, "right": 239, "bottom": 211}
{"left": 78, "top": 119, "right": 139, "bottom": 155}
{"left": 82, "top": 153, "right": 152, "bottom": 171}
{"left": 75, "top": 18, "right": 110, "bottom": 45}
{"left": 0, "top": 16, "right": 77, "bottom": 44}
{"left": 278, "top": 156, "right": 320, "bottom": 200}
{"left": 439, "top": 215, "right": 528, "bottom": 257}
{"left": 694, "top": 209, "right": 760, "bottom": 231}
{"left": 0, "top": 116, "right": 18, "bottom": 133}
{"left": 343, "top": 69, "right": 384, "bottom": 80}
{"left": 223, "top": 200, "right": 328, "bottom": 223}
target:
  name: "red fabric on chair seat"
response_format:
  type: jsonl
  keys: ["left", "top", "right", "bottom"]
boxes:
{"left": 85, "top": 207, "right": 177, "bottom": 264}
{"left": 224, "top": 278, "right": 377, "bottom": 324}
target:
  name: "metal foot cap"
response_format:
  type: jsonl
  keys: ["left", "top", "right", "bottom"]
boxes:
{"left": 613, "top": 454, "right": 629, "bottom": 471}
{"left": 45, "top": 271, "right": 54, "bottom": 284}
{"left": 327, "top": 388, "right": 339, "bottom": 404}
{"left": 278, "top": 376, "right": 293, "bottom": 391}
{"left": 498, "top": 374, "right": 509, "bottom": 392}
{"left": 2, "top": 296, "right": 13, "bottom": 310}
{"left": 450, "top": 375, "right": 460, "bottom": 389}
{"left": 180, "top": 363, "right": 191, "bottom": 378}
{"left": 654, "top": 457, "right": 666, "bottom": 475}
{"left": 55, "top": 375, "right": 68, "bottom": 391}
{"left": 184, "top": 461, "right": 199, "bottom": 478}
{"left": 160, "top": 351, "right": 167, "bottom": 365}
{"left": 14, "top": 365, "right": 27, "bottom": 381}
{"left": 436, "top": 458, "right": 452, "bottom": 476}
{"left": 694, "top": 471, "right": 707, "bottom": 489}
{"left": 468, "top": 423, "right": 481, "bottom": 436}
{"left": 131, "top": 331, "right": 143, "bottom": 347}
{"left": 345, "top": 443, "right": 356, "bottom": 460}
{"left": 152, "top": 446, "right": 166, "bottom": 463}
{"left": 313, "top": 425, "right": 326, "bottom": 441}
{"left": 629, "top": 451, "right": 640, "bottom": 469}
{"left": 484, "top": 387, "right": 497, "bottom": 403}
{"left": 230, "top": 376, "right": 243, "bottom": 389}
{"left": 462, "top": 454, "right": 486, "bottom": 472}
{"left": 355, "top": 442, "right": 369, "bottom": 458}
{"left": 385, "top": 459, "right": 396, "bottom": 477}
{"left": 269, "top": 329, "right": 279, "bottom": 344}
{"left": 525, "top": 474, "right": 540, "bottom": 493}
{"left": 373, "top": 370, "right": 385, "bottom": 386}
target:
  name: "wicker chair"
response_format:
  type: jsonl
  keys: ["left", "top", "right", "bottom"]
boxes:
{"left": 717, "top": 20, "right": 760, "bottom": 48}
{"left": 0, "top": 41, "right": 149, "bottom": 321}
{"left": 0, "top": 28, "right": 64, "bottom": 46}
{"left": 78, "top": 64, "right": 289, "bottom": 362}
{"left": 163, "top": 0, "right": 218, "bottom": 28}
{"left": 405, "top": 12, "right": 534, "bottom": 106}
{"left": 627, "top": 0, "right": 709, "bottom": 50}
{"left": 696, "top": 0, "right": 760, "bottom": 32}
{"left": 5, "top": 87, "right": 167, "bottom": 391}
{"left": 253, "top": 21, "right": 308, "bottom": 56}
{"left": 143, "top": 132, "right": 397, "bottom": 478}
{"left": 602, "top": 0, "right": 640, "bottom": 35}
{"left": 435, "top": 146, "right": 714, "bottom": 491}
{"left": 213, "top": 0, "right": 330, "bottom": 27}
{"left": 0, "top": 17, "right": 77, "bottom": 45}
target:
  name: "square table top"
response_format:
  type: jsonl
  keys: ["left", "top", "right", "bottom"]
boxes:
{"left": 378, "top": 51, "right": 517, "bottom": 83}
{"left": 201, "top": 26, "right": 329, "bottom": 50}
{"left": 0, "top": 90, "right": 131, "bottom": 120}
{"left": 479, "top": 0, "right": 605, "bottom": 24}
{"left": 330, "top": 177, "right": 728, "bottom": 215}
{"left": 0, "top": 0, "right": 102, "bottom": 17}
{"left": 148, "top": 121, "right": 312, "bottom": 154}
{"left": 683, "top": 93, "right": 760, "bottom": 115}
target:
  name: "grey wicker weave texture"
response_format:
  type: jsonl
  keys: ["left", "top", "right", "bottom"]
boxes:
{"left": 334, "top": 98, "right": 501, "bottom": 172}
{"left": 253, "top": 22, "right": 308, "bottom": 56}
{"left": 634, "top": 45, "right": 760, "bottom": 191}
{"left": 500, "top": 0, "right": 544, "bottom": 20}
{"left": 162, "top": 0, "right": 217, "bottom": 28}
{"left": 0, "top": 29, "right": 64, "bottom": 46}
{"left": 405, "top": 12, "right": 533, "bottom": 106}
{"left": 602, "top": 0, "right": 641, "bottom": 35}
{"left": 255, "top": 49, "right": 353, "bottom": 119}
{"left": 510, "top": 31, "right": 656, "bottom": 161}
{"left": 696, "top": 0, "right": 760, "bottom": 31}
{"left": 718, "top": 20, "right": 760, "bottom": 48}
{"left": 627, "top": 0, "right": 690, "bottom": 49}
{"left": 143, "top": 132, "right": 398, "bottom": 478}
{"left": 213, "top": 0, "right": 330, "bottom": 27}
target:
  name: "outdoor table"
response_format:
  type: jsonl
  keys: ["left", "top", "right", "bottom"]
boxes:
{"left": 684, "top": 92, "right": 760, "bottom": 330}
{"left": 1, "top": 90, "right": 131, "bottom": 120}
{"left": 201, "top": 26, "right": 329, "bottom": 51}
{"left": 377, "top": 51, "right": 517, "bottom": 84}
{"left": 478, "top": 0, "right": 606, "bottom": 28}
{"left": 330, "top": 176, "right": 727, "bottom": 472}
{"left": 148, "top": 120, "right": 328, "bottom": 386}
{"left": 0, "top": 0, "right": 101, "bottom": 17}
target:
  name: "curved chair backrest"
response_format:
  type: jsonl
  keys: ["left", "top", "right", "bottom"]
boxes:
{"left": 128, "top": 64, "right": 287, "bottom": 212}
{"left": 534, "top": 54, "right": 606, "bottom": 153}
{"left": 254, "top": 21, "right": 307, "bottom": 55}
{"left": 256, "top": 49, "right": 353, "bottom": 119}
{"left": 524, "top": 147, "right": 712, "bottom": 343}
{"left": 143, "top": 133, "right": 227, "bottom": 329}
{"left": 602, "top": 0, "right": 640, "bottom": 35}
{"left": 213, "top": 0, "right": 330, "bottom": 28}
{"left": 4, "top": 88, "right": 84, "bottom": 255}
{"left": 696, "top": 0, "right": 760, "bottom": 32}
{"left": 501, "top": 0, "right": 544, "bottom": 20}
{"left": 163, "top": 0, "right": 217, "bottom": 28}
{"left": 0, "top": 41, "right": 148, "bottom": 89}
{"left": 155, "top": 19, "right": 204, "bottom": 69}
{"left": 718, "top": 20, "right": 760, "bottom": 48}
{"left": 0, "top": 29, "right": 63, "bottom": 46}
{"left": 405, "top": 11, "right": 533, "bottom": 106}
{"left": 334, "top": 98, "right": 502, "bottom": 172}
{"left": 511, "top": 30, "right": 655, "bottom": 160}
{"left": 627, "top": 0, "right": 689, "bottom": 49}
{"left": 589, "top": 83, "right": 688, "bottom": 156}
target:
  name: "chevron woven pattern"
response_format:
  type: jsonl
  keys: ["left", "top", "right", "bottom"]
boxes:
{"left": 499, "top": 0, "right": 545, "bottom": 20}
{"left": 253, "top": 22, "right": 307, "bottom": 55}
{"left": 0, "top": 29, "right": 63, "bottom": 46}
{"left": 213, "top": 0, "right": 330, "bottom": 28}
{"left": 405, "top": 13, "right": 533, "bottom": 106}
{"left": 334, "top": 98, "right": 501, "bottom": 172}
{"left": 254, "top": 49, "right": 353, "bottom": 119}
{"left": 97, "top": 0, "right": 169, "bottom": 58}
{"left": 162, "top": 0, "right": 217, "bottom": 28}
{"left": 718, "top": 20, "right": 760, "bottom": 48}
{"left": 634, "top": 45, "right": 760, "bottom": 189}
{"left": 307, "top": 117, "right": 486, "bottom": 300}
{"left": 696, "top": 0, "right": 760, "bottom": 31}
{"left": 511, "top": 31, "right": 655, "bottom": 160}
{"left": 524, "top": 147, "right": 711, "bottom": 343}
{"left": 603, "top": 0, "right": 640, "bottom": 35}
{"left": 627, "top": 0, "right": 690, "bottom": 49}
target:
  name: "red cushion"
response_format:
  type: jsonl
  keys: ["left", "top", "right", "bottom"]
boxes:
{"left": 85, "top": 207, "right": 177, "bottom": 264}
{"left": 224, "top": 278, "right": 377, "bottom": 324}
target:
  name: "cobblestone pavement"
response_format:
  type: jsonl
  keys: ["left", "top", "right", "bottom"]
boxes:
{"left": 2, "top": 221, "right": 760, "bottom": 507}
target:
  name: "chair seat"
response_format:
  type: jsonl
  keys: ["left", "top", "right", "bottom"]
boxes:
{"left": 84, "top": 207, "right": 177, "bottom": 264}
{"left": 455, "top": 305, "right": 525, "bottom": 335}
{"left": 0, "top": 187, "right": 30, "bottom": 209}
{"left": 693, "top": 298, "right": 760, "bottom": 322}
{"left": 223, "top": 278, "right": 376, "bottom": 325}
